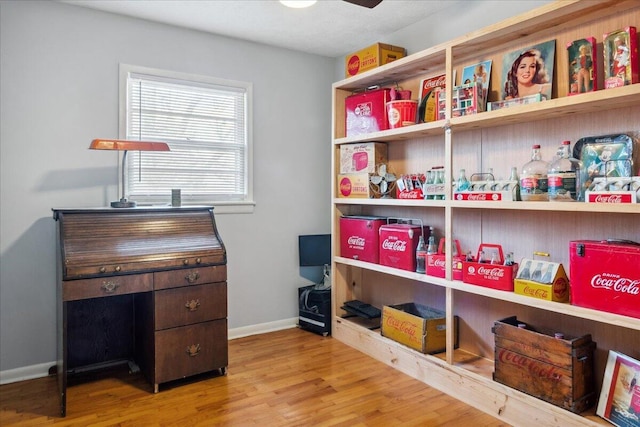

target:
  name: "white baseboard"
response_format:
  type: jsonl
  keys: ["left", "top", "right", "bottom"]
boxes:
{"left": 0, "top": 362, "right": 55, "bottom": 385}
{"left": 228, "top": 317, "right": 298, "bottom": 340}
{"left": 0, "top": 317, "right": 300, "bottom": 385}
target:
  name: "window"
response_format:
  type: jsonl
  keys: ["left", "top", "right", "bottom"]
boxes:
{"left": 119, "top": 64, "right": 253, "bottom": 212}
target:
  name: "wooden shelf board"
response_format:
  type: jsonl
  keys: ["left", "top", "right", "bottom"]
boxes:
{"left": 334, "top": 199, "right": 640, "bottom": 214}
{"left": 332, "top": 317, "right": 609, "bottom": 427}
{"left": 333, "top": 257, "right": 640, "bottom": 332}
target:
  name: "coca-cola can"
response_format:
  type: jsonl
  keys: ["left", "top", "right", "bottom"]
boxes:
{"left": 570, "top": 240, "right": 640, "bottom": 319}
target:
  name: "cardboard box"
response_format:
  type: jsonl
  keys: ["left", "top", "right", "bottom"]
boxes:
{"left": 427, "top": 238, "right": 463, "bottom": 280}
{"left": 514, "top": 259, "right": 570, "bottom": 302}
{"left": 493, "top": 316, "right": 596, "bottom": 413}
{"left": 603, "top": 26, "right": 639, "bottom": 88}
{"left": 345, "top": 89, "right": 391, "bottom": 137}
{"left": 339, "top": 142, "right": 388, "bottom": 174}
{"left": 381, "top": 304, "right": 457, "bottom": 354}
{"left": 345, "top": 43, "right": 406, "bottom": 77}
{"left": 339, "top": 216, "right": 387, "bottom": 264}
{"left": 462, "top": 244, "right": 518, "bottom": 291}
{"left": 436, "top": 82, "right": 486, "bottom": 120}
{"left": 569, "top": 240, "right": 640, "bottom": 318}
{"left": 337, "top": 173, "right": 371, "bottom": 198}
{"left": 379, "top": 223, "right": 422, "bottom": 271}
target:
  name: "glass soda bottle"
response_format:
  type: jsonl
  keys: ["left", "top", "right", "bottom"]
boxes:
{"left": 520, "top": 144, "right": 549, "bottom": 201}
{"left": 433, "top": 167, "right": 445, "bottom": 200}
{"left": 456, "top": 168, "right": 470, "bottom": 191}
{"left": 426, "top": 227, "right": 438, "bottom": 255}
{"left": 425, "top": 169, "right": 435, "bottom": 200}
{"left": 547, "top": 140, "right": 578, "bottom": 201}
{"left": 415, "top": 235, "right": 427, "bottom": 273}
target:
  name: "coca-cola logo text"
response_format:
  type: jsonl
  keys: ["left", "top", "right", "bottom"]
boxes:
{"left": 498, "top": 348, "right": 562, "bottom": 381}
{"left": 478, "top": 266, "right": 505, "bottom": 278}
{"left": 434, "top": 258, "right": 445, "bottom": 268}
{"left": 382, "top": 239, "right": 407, "bottom": 252}
{"left": 522, "top": 286, "right": 549, "bottom": 299}
{"left": 347, "top": 55, "right": 360, "bottom": 76}
{"left": 347, "top": 236, "right": 366, "bottom": 248}
{"left": 591, "top": 273, "right": 640, "bottom": 295}
{"left": 398, "top": 190, "right": 423, "bottom": 199}
{"left": 592, "top": 194, "right": 630, "bottom": 203}
{"left": 385, "top": 315, "right": 418, "bottom": 342}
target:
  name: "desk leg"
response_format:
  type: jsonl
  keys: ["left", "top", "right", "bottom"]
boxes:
{"left": 154, "top": 383, "right": 159, "bottom": 393}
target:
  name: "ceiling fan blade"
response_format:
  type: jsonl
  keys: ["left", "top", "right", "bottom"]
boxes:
{"left": 343, "top": 0, "right": 383, "bottom": 8}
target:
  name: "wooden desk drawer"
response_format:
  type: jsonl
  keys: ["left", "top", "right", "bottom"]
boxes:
{"left": 63, "top": 273, "right": 153, "bottom": 301}
{"left": 154, "top": 320, "right": 228, "bottom": 384}
{"left": 154, "top": 283, "right": 227, "bottom": 330}
{"left": 154, "top": 265, "right": 226, "bottom": 290}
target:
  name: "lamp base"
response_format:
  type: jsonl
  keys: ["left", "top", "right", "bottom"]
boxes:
{"left": 111, "top": 199, "right": 136, "bottom": 208}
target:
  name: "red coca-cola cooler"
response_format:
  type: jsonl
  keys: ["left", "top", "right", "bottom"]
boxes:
{"left": 379, "top": 220, "right": 423, "bottom": 271}
{"left": 569, "top": 240, "right": 640, "bottom": 319}
{"left": 339, "top": 216, "right": 387, "bottom": 263}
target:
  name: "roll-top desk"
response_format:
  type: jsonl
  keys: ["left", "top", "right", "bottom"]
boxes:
{"left": 52, "top": 206, "right": 227, "bottom": 417}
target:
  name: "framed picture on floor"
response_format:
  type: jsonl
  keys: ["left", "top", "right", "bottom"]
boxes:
{"left": 596, "top": 350, "right": 640, "bottom": 427}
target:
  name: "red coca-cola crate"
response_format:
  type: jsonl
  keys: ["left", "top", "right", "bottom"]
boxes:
{"left": 462, "top": 244, "right": 518, "bottom": 291}
{"left": 427, "top": 238, "right": 463, "bottom": 280}
{"left": 379, "top": 222, "right": 422, "bottom": 271}
{"left": 569, "top": 240, "right": 640, "bottom": 319}
{"left": 345, "top": 88, "right": 391, "bottom": 137}
{"left": 339, "top": 216, "right": 387, "bottom": 264}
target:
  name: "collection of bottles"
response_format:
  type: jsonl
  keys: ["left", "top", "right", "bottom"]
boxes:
{"left": 415, "top": 226, "right": 437, "bottom": 273}
{"left": 454, "top": 140, "right": 580, "bottom": 201}
{"left": 520, "top": 141, "right": 579, "bottom": 202}
{"left": 465, "top": 250, "right": 515, "bottom": 266}
{"left": 425, "top": 167, "right": 446, "bottom": 200}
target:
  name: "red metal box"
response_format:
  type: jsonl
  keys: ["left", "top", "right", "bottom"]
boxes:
{"left": 339, "top": 216, "right": 387, "bottom": 264}
{"left": 379, "top": 223, "right": 422, "bottom": 271}
{"left": 462, "top": 244, "right": 518, "bottom": 291}
{"left": 345, "top": 89, "right": 391, "bottom": 137}
{"left": 569, "top": 240, "right": 640, "bottom": 319}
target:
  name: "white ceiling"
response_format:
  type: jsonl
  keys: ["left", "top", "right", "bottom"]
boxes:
{"left": 60, "top": 0, "right": 461, "bottom": 58}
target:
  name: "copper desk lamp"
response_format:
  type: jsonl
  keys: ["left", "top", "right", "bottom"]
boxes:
{"left": 90, "top": 139, "right": 170, "bottom": 208}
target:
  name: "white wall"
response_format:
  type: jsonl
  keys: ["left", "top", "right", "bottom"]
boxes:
{"left": 0, "top": 0, "right": 551, "bottom": 379}
{"left": 0, "top": 0, "right": 334, "bottom": 376}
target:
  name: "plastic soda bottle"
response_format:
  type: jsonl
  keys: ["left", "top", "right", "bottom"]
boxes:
{"left": 548, "top": 140, "right": 578, "bottom": 201}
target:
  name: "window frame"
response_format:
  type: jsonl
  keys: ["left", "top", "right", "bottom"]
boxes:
{"left": 118, "top": 64, "right": 254, "bottom": 214}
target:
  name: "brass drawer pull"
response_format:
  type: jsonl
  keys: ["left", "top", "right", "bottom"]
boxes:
{"left": 185, "top": 271, "right": 200, "bottom": 283}
{"left": 186, "top": 344, "right": 201, "bottom": 357}
{"left": 101, "top": 281, "right": 119, "bottom": 293}
{"left": 99, "top": 266, "right": 107, "bottom": 274}
{"left": 185, "top": 299, "right": 200, "bottom": 311}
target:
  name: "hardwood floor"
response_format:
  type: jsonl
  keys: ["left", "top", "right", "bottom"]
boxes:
{"left": 0, "top": 328, "right": 510, "bottom": 426}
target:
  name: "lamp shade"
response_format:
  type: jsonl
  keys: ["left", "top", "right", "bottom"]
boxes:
{"left": 90, "top": 139, "right": 170, "bottom": 152}
{"left": 89, "top": 139, "right": 170, "bottom": 208}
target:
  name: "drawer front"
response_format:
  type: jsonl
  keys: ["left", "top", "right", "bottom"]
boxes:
{"left": 154, "top": 265, "right": 226, "bottom": 290}
{"left": 154, "top": 283, "right": 227, "bottom": 330}
{"left": 154, "top": 320, "right": 228, "bottom": 384}
{"left": 63, "top": 273, "right": 153, "bottom": 301}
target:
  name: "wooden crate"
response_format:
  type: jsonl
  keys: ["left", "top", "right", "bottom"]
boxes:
{"left": 492, "top": 316, "right": 596, "bottom": 413}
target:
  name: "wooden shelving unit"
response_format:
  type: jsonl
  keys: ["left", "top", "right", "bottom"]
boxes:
{"left": 330, "top": 1, "right": 640, "bottom": 426}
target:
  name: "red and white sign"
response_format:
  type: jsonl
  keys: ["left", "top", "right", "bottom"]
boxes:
{"left": 586, "top": 191, "right": 636, "bottom": 204}
{"left": 570, "top": 240, "right": 640, "bottom": 318}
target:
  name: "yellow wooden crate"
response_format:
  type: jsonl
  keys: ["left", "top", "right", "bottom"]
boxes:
{"left": 381, "top": 303, "right": 456, "bottom": 354}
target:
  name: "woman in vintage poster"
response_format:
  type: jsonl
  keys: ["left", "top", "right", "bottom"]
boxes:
{"left": 503, "top": 48, "right": 552, "bottom": 100}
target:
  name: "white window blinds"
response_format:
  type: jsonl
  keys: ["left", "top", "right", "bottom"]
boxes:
{"left": 122, "top": 66, "right": 252, "bottom": 206}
